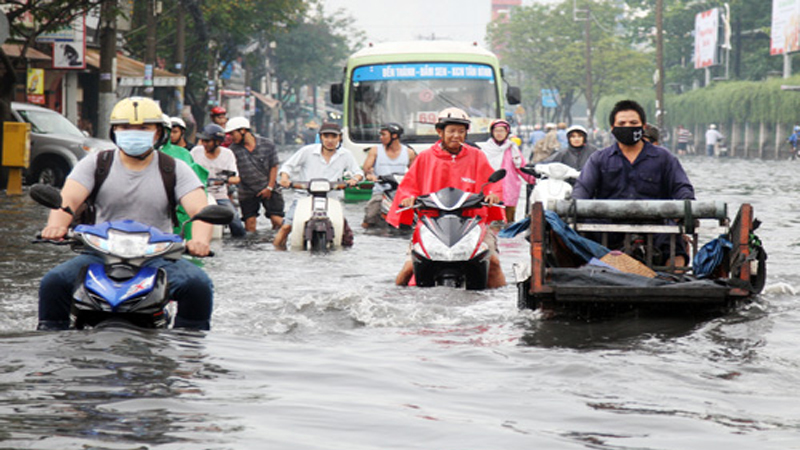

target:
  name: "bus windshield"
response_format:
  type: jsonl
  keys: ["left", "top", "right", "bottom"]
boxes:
{"left": 347, "top": 62, "right": 499, "bottom": 144}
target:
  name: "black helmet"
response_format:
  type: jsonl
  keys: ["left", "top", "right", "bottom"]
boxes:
{"left": 319, "top": 122, "right": 342, "bottom": 135}
{"left": 380, "top": 122, "right": 404, "bottom": 137}
{"left": 197, "top": 123, "right": 226, "bottom": 142}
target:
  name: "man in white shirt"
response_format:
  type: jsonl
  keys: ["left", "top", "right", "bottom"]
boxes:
{"left": 190, "top": 123, "right": 246, "bottom": 238}
{"left": 705, "top": 124, "right": 724, "bottom": 157}
{"left": 273, "top": 122, "right": 364, "bottom": 249}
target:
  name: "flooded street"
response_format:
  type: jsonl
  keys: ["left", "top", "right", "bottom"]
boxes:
{"left": 1, "top": 154, "right": 799, "bottom": 449}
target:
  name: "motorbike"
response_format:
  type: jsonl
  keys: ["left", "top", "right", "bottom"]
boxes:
{"left": 523, "top": 162, "right": 580, "bottom": 210}
{"left": 287, "top": 179, "right": 348, "bottom": 252}
{"left": 377, "top": 173, "right": 405, "bottom": 221}
{"left": 206, "top": 169, "right": 237, "bottom": 187}
{"left": 30, "top": 184, "right": 233, "bottom": 329}
{"left": 404, "top": 169, "right": 506, "bottom": 290}
{"left": 205, "top": 169, "right": 239, "bottom": 239}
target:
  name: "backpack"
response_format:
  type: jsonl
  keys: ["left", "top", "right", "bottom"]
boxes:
{"left": 73, "top": 150, "right": 179, "bottom": 228}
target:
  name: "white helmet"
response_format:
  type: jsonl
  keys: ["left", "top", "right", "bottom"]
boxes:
{"left": 566, "top": 124, "right": 588, "bottom": 137}
{"left": 435, "top": 107, "right": 471, "bottom": 130}
{"left": 709, "top": 124, "right": 717, "bottom": 129}
{"left": 225, "top": 116, "right": 250, "bottom": 133}
{"left": 170, "top": 117, "right": 186, "bottom": 129}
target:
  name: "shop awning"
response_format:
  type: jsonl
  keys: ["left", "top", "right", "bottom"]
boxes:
{"left": 1, "top": 43, "right": 52, "bottom": 61}
{"left": 85, "top": 49, "right": 185, "bottom": 87}
{"left": 220, "top": 88, "right": 280, "bottom": 109}
{"left": 252, "top": 90, "right": 280, "bottom": 109}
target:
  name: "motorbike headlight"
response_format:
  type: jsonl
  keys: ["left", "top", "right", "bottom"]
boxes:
{"left": 419, "top": 225, "right": 483, "bottom": 261}
{"left": 85, "top": 230, "right": 172, "bottom": 258}
{"left": 308, "top": 180, "right": 332, "bottom": 194}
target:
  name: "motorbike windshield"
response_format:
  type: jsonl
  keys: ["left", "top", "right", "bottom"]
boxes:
{"left": 347, "top": 62, "right": 500, "bottom": 144}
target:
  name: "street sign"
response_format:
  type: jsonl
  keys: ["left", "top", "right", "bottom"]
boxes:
{"left": 541, "top": 89, "right": 559, "bottom": 108}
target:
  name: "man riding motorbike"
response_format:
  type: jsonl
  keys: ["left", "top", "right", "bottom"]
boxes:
{"left": 361, "top": 122, "right": 417, "bottom": 228}
{"left": 387, "top": 107, "right": 506, "bottom": 288}
{"left": 37, "top": 97, "right": 215, "bottom": 330}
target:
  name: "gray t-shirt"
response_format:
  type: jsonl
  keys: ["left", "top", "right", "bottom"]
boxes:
{"left": 69, "top": 150, "right": 203, "bottom": 232}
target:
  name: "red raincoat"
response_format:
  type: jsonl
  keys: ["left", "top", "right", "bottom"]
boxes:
{"left": 387, "top": 141, "right": 505, "bottom": 227}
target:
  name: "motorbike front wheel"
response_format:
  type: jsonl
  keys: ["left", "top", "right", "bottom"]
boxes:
{"left": 438, "top": 276, "right": 462, "bottom": 288}
{"left": 310, "top": 231, "right": 328, "bottom": 252}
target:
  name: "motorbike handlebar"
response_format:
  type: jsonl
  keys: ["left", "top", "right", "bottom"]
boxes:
{"left": 519, "top": 165, "right": 540, "bottom": 178}
{"left": 32, "top": 230, "right": 76, "bottom": 245}
{"left": 32, "top": 236, "right": 74, "bottom": 246}
{"left": 289, "top": 181, "right": 349, "bottom": 191}
{"left": 184, "top": 248, "right": 215, "bottom": 258}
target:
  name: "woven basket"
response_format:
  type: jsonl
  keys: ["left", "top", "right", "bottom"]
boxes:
{"left": 600, "top": 251, "right": 657, "bottom": 278}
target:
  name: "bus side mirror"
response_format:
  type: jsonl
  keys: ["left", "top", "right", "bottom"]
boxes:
{"left": 330, "top": 83, "right": 344, "bottom": 104}
{"left": 506, "top": 86, "right": 521, "bottom": 105}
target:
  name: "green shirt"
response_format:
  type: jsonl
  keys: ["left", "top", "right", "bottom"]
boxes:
{"left": 159, "top": 142, "right": 210, "bottom": 238}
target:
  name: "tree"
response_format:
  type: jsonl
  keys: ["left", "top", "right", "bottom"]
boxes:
{"left": 487, "top": 0, "right": 650, "bottom": 125}
{"left": 3, "top": 0, "right": 120, "bottom": 59}
{"left": 270, "top": 3, "right": 361, "bottom": 122}
{"left": 123, "top": 0, "right": 307, "bottom": 125}
{"left": 623, "top": 0, "right": 776, "bottom": 89}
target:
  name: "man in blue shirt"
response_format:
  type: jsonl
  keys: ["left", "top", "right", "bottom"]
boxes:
{"left": 787, "top": 125, "right": 800, "bottom": 159}
{"left": 573, "top": 100, "right": 695, "bottom": 266}
{"left": 528, "top": 124, "right": 546, "bottom": 147}
{"left": 574, "top": 100, "right": 694, "bottom": 201}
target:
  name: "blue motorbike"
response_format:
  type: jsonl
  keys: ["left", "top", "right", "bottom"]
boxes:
{"left": 31, "top": 184, "right": 233, "bottom": 329}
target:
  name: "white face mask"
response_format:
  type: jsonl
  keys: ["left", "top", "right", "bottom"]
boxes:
{"left": 116, "top": 130, "right": 155, "bottom": 156}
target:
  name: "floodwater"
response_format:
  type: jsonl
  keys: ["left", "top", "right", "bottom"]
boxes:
{"left": 1, "top": 154, "right": 799, "bottom": 449}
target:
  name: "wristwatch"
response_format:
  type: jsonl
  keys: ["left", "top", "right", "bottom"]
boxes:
{"left": 266, "top": 186, "right": 274, "bottom": 191}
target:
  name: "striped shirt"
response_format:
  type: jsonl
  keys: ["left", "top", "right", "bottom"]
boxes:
{"left": 229, "top": 136, "right": 279, "bottom": 196}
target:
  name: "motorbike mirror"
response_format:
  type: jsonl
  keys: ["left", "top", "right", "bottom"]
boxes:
{"left": 488, "top": 169, "right": 507, "bottom": 184}
{"left": 479, "top": 169, "right": 507, "bottom": 196}
{"left": 191, "top": 204, "right": 234, "bottom": 225}
{"left": 30, "top": 184, "right": 67, "bottom": 211}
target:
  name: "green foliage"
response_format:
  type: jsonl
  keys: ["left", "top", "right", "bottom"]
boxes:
{"left": 487, "top": 0, "right": 651, "bottom": 123}
{"left": 4, "top": 0, "right": 117, "bottom": 53}
{"left": 598, "top": 76, "right": 800, "bottom": 129}
{"left": 271, "top": 3, "right": 362, "bottom": 105}
{"left": 667, "top": 77, "right": 800, "bottom": 125}
{"left": 622, "top": 0, "right": 778, "bottom": 88}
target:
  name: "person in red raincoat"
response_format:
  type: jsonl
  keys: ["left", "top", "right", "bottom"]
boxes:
{"left": 387, "top": 107, "right": 506, "bottom": 288}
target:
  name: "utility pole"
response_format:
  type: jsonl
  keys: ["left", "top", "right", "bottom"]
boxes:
{"left": 144, "top": 0, "right": 157, "bottom": 97}
{"left": 584, "top": 7, "right": 593, "bottom": 130}
{"left": 655, "top": 0, "right": 665, "bottom": 132}
{"left": 574, "top": 0, "right": 593, "bottom": 129}
{"left": 98, "top": 0, "right": 117, "bottom": 139}
{"left": 174, "top": 0, "right": 186, "bottom": 113}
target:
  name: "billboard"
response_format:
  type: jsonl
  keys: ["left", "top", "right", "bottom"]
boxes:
{"left": 695, "top": 8, "right": 720, "bottom": 69}
{"left": 26, "top": 68, "right": 44, "bottom": 105}
{"left": 771, "top": 0, "right": 800, "bottom": 55}
{"left": 51, "top": 15, "right": 85, "bottom": 69}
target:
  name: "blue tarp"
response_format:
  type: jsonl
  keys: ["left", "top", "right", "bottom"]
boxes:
{"left": 500, "top": 212, "right": 610, "bottom": 262}
{"left": 693, "top": 236, "right": 732, "bottom": 278}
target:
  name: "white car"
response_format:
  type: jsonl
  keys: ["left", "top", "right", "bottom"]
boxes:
{"left": 10, "top": 102, "right": 117, "bottom": 187}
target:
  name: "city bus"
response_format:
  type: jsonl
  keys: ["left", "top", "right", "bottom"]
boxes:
{"left": 330, "top": 41, "right": 520, "bottom": 165}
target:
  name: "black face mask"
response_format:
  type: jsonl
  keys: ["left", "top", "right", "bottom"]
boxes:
{"left": 612, "top": 126, "right": 644, "bottom": 146}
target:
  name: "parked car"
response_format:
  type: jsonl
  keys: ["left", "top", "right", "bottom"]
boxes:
{"left": 10, "top": 102, "right": 117, "bottom": 187}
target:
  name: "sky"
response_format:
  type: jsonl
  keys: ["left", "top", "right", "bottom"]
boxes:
{"left": 322, "top": 0, "right": 543, "bottom": 48}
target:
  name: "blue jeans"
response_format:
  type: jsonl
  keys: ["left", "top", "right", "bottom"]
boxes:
{"left": 706, "top": 144, "right": 715, "bottom": 157}
{"left": 38, "top": 254, "right": 214, "bottom": 330}
{"left": 216, "top": 197, "right": 246, "bottom": 237}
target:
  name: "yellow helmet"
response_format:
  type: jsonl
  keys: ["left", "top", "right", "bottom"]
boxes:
{"left": 108, "top": 96, "right": 167, "bottom": 148}
{"left": 109, "top": 97, "right": 164, "bottom": 126}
